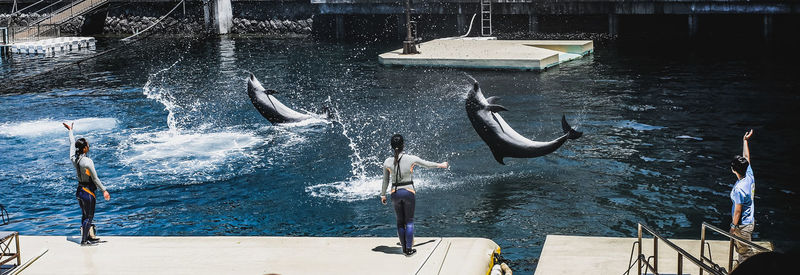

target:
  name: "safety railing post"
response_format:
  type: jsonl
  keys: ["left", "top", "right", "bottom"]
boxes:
{"left": 700, "top": 224, "right": 706, "bottom": 275}
{"left": 678, "top": 253, "right": 683, "bottom": 275}
{"left": 728, "top": 239, "right": 734, "bottom": 271}
{"left": 637, "top": 224, "right": 642, "bottom": 275}
{"left": 653, "top": 236, "right": 658, "bottom": 273}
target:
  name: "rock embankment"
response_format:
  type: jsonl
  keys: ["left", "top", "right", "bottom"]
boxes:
{"left": 230, "top": 18, "right": 312, "bottom": 35}
{"left": 103, "top": 15, "right": 204, "bottom": 35}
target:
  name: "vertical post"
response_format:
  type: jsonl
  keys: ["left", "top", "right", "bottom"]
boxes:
{"left": 402, "top": 0, "right": 418, "bottom": 54}
{"left": 15, "top": 233, "right": 21, "bottom": 265}
{"left": 678, "top": 253, "right": 683, "bottom": 275}
{"left": 457, "top": 13, "right": 466, "bottom": 34}
{"left": 688, "top": 14, "right": 698, "bottom": 38}
{"left": 700, "top": 225, "right": 706, "bottom": 275}
{"left": 763, "top": 14, "right": 773, "bottom": 41}
{"left": 203, "top": 0, "right": 233, "bottom": 34}
{"left": 653, "top": 237, "right": 658, "bottom": 273}
{"left": 608, "top": 13, "right": 618, "bottom": 36}
{"left": 728, "top": 239, "right": 735, "bottom": 271}
{"left": 528, "top": 14, "right": 539, "bottom": 34}
{"left": 335, "top": 15, "right": 344, "bottom": 41}
{"left": 637, "top": 224, "right": 642, "bottom": 275}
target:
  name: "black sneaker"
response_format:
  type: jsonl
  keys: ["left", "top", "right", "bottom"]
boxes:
{"left": 80, "top": 240, "right": 98, "bottom": 246}
{"left": 404, "top": 248, "right": 417, "bottom": 257}
{"left": 88, "top": 237, "right": 101, "bottom": 242}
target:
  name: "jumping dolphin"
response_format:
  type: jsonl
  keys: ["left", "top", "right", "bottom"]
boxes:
{"left": 465, "top": 82, "right": 582, "bottom": 164}
{"left": 247, "top": 73, "right": 313, "bottom": 124}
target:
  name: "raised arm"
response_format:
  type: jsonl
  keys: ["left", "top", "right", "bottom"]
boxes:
{"left": 743, "top": 129, "right": 753, "bottom": 163}
{"left": 64, "top": 123, "right": 75, "bottom": 161}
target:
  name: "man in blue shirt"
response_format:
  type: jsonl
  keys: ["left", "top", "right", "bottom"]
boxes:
{"left": 729, "top": 129, "right": 756, "bottom": 263}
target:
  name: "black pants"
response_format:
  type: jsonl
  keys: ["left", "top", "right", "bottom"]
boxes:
{"left": 76, "top": 187, "right": 96, "bottom": 243}
{"left": 391, "top": 189, "right": 415, "bottom": 250}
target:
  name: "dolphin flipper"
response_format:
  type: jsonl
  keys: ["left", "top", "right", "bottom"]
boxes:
{"left": 486, "top": 96, "right": 501, "bottom": 104}
{"left": 487, "top": 104, "right": 509, "bottom": 113}
{"left": 561, "top": 115, "right": 583, "bottom": 140}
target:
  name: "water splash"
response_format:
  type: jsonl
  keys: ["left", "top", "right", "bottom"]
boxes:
{"left": 142, "top": 59, "right": 182, "bottom": 132}
{"left": 337, "top": 117, "right": 369, "bottom": 180}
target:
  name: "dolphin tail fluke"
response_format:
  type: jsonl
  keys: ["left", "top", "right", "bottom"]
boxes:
{"left": 561, "top": 115, "right": 583, "bottom": 140}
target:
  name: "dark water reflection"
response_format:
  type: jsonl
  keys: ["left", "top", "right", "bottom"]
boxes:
{"left": 1, "top": 36, "right": 799, "bottom": 273}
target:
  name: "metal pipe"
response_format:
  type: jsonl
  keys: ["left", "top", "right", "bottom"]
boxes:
{"left": 653, "top": 236, "right": 658, "bottom": 273}
{"left": 728, "top": 239, "right": 734, "bottom": 271}
{"left": 637, "top": 224, "right": 642, "bottom": 275}
{"left": 702, "top": 222, "right": 770, "bottom": 252}
{"left": 637, "top": 223, "right": 725, "bottom": 275}
{"left": 14, "top": 232, "right": 21, "bottom": 265}
{"left": 678, "top": 253, "right": 683, "bottom": 275}
{"left": 700, "top": 224, "right": 706, "bottom": 275}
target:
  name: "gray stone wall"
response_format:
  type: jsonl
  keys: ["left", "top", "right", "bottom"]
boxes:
{"left": 230, "top": 18, "right": 312, "bottom": 35}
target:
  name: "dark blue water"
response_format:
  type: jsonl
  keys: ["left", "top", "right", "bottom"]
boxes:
{"left": 1, "top": 37, "right": 799, "bottom": 273}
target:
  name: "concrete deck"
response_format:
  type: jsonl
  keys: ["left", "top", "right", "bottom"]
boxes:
{"left": 9, "top": 236, "right": 499, "bottom": 275}
{"left": 535, "top": 235, "right": 774, "bottom": 275}
{"left": 378, "top": 39, "right": 593, "bottom": 71}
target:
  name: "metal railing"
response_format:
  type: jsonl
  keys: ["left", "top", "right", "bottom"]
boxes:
{"left": 699, "top": 222, "right": 772, "bottom": 275}
{"left": 0, "top": 204, "right": 9, "bottom": 226}
{"left": 12, "top": 0, "right": 109, "bottom": 41}
{"left": 637, "top": 223, "right": 726, "bottom": 275}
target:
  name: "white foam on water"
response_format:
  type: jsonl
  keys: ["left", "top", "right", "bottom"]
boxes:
{"left": 617, "top": 120, "right": 666, "bottom": 131}
{"left": 276, "top": 115, "right": 331, "bottom": 128}
{"left": 117, "top": 128, "right": 265, "bottom": 185}
{"left": 306, "top": 176, "right": 382, "bottom": 202}
{"left": 0, "top": 117, "right": 119, "bottom": 137}
{"left": 305, "top": 175, "right": 456, "bottom": 202}
{"left": 677, "top": 135, "right": 703, "bottom": 141}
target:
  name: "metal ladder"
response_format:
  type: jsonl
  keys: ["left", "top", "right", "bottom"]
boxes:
{"left": 480, "top": 0, "right": 492, "bottom": 36}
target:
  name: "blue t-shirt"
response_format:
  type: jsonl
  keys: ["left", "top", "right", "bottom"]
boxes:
{"left": 730, "top": 165, "right": 755, "bottom": 225}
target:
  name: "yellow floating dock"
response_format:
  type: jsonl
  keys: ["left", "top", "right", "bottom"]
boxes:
{"left": 10, "top": 236, "right": 499, "bottom": 275}
{"left": 535, "top": 235, "right": 773, "bottom": 275}
{"left": 378, "top": 38, "right": 594, "bottom": 71}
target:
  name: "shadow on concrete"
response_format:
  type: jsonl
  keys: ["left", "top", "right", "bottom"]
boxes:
{"left": 374, "top": 239, "right": 438, "bottom": 254}
{"left": 372, "top": 245, "right": 404, "bottom": 255}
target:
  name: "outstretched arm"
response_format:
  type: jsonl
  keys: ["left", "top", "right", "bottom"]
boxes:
{"left": 410, "top": 156, "right": 449, "bottom": 170}
{"left": 743, "top": 129, "right": 753, "bottom": 163}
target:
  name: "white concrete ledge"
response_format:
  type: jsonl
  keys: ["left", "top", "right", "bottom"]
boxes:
{"left": 536, "top": 235, "right": 773, "bottom": 275}
{"left": 378, "top": 38, "right": 593, "bottom": 71}
{"left": 13, "top": 236, "right": 500, "bottom": 275}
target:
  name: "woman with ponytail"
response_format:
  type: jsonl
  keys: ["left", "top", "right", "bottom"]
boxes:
{"left": 380, "top": 134, "right": 448, "bottom": 256}
{"left": 63, "top": 122, "right": 111, "bottom": 246}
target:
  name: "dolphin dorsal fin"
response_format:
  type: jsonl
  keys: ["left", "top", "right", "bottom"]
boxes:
{"left": 486, "top": 96, "right": 501, "bottom": 104}
{"left": 486, "top": 104, "right": 508, "bottom": 113}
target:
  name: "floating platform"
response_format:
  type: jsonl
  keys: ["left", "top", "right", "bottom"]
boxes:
{"left": 378, "top": 38, "right": 593, "bottom": 71}
{"left": 535, "top": 235, "right": 773, "bottom": 275}
{"left": 8, "top": 37, "right": 96, "bottom": 55}
{"left": 10, "top": 236, "right": 500, "bottom": 274}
